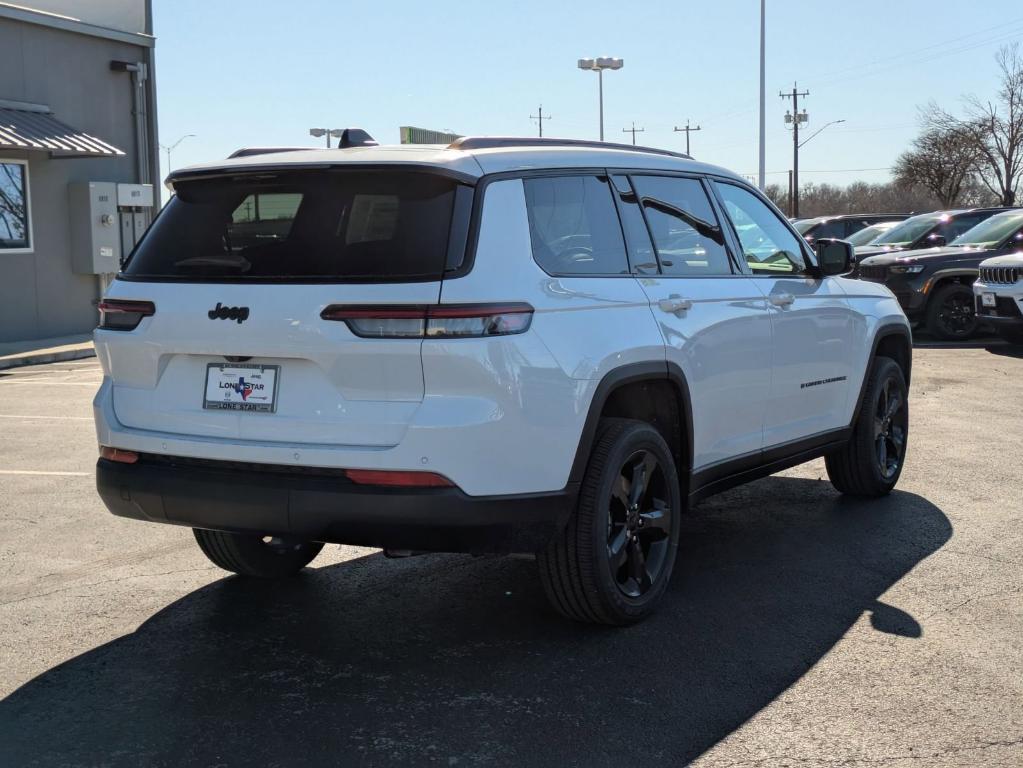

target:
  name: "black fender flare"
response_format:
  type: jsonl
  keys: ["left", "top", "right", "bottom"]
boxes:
{"left": 567, "top": 361, "right": 694, "bottom": 485}
{"left": 849, "top": 323, "right": 913, "bottom": 426}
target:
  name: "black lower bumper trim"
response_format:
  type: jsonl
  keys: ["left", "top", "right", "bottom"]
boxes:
{"left": 97, "top": 457, "right": 576, "bottom": 554}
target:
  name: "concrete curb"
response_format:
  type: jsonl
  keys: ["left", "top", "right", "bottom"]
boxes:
{"left": 0, "top": 345, "right": 96, "bottom": 371}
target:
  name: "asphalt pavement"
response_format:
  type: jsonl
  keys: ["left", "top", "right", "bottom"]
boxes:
{"left": 0, "top": 347, "right": 1020, "bottom": 767}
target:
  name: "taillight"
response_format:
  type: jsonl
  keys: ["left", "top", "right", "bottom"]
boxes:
{"left": 98, "top": 299, "right": 155, "bottom": 331}
{"left": 99, "top": 446, "right": 139, "bottom": 464}
{"left": 321, "top": 303, "right": 533, "bottom": 339}
{"left": 344, "top": 469, "right": 453, "bottom": 487}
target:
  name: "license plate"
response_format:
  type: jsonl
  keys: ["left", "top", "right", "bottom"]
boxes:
{"left": 203, "top": 363, "right": 279, "bottom": 412}
{"left": 982, "top": 292, "right": 996, "bottom": 307}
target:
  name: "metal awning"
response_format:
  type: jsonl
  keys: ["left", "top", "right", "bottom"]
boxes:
{"left": 0, "top": 105, "right": 125, "bottom": 158}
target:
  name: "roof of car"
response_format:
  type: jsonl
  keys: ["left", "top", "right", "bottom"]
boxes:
{"left": 165, "top": 139, "right": 746, "bottom": 188}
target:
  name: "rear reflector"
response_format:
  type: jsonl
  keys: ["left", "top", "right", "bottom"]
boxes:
{"left": 100, "top": 446, "right": 140, "bottom": 464}
{"left": 344, "top": 469, "right": 453, "bottom": 487}
{"left": 321, "top": 303, "right": 533, "bottom": 339}
{"left": 98, "top": 299, "right": 155, "bottom": 331}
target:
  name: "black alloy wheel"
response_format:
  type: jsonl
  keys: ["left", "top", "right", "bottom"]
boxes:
{"left": 873, "top": 375, "right": 907, "bottom": 480}
{"left": 928, "top": 283, "right": 979, "bottom": 340}
{"left": 607, "top": 450, "right": 672, "bottom": 598}
{"left": 538, "top": 418, "right": 682, "bottom": 625}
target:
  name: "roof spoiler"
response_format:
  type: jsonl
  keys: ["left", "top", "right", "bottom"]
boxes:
{"left": 227, "top": 147, "right": 310, "bottom": 159}
{"left": 227, "top": 130, "right": 377, "bottom": 159}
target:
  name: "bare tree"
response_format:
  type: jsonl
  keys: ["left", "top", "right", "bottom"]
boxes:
{"left": 893, "top": 123, "right": 980, "bottom": 207}
{"left": 937, "top": 44, "right": 1023, "bottom": 206}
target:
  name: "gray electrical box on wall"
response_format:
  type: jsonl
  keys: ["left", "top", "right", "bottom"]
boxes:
{"left": 69, "top": 181, "right": 121, "bottom": 274}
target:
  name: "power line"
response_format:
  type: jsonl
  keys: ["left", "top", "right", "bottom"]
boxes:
{"left": 816, "top": 22, "right": 1023, "bottom": 87}
{"left": 673, "top": 121, "right": 702, "bottom": 155}
{"left": 814, "top": 16, "right": 1023, "bottom": 83}
{"left": 622, "top": 121, "right": 645, "bottom": 145}
{"left": 530, "top": 105, "right": 553, "bottom": 138}
{"left": 747, "top": 167, "right": 893, "bottom": 176}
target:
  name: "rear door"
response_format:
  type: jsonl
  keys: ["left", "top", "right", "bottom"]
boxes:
{"left": 615, "top": 173, "right": 773, "bottom": 469}
{"left": 712, "top": 180, "right": 857, "bottom": 447}
{"left": 100, "top": 169, "right": 470, "bottom": 448}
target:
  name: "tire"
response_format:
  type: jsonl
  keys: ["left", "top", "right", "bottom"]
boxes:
{"left": 193, "top": 529, "right": 323, "bottom": 578}
{"left": 538, "top": 418, "right": 682, "bottom": 625}
{"left": 996, "top": 326, "right": 1023, "bottom": 346}
{"left": 925, "top": 283, "right": 979, "bottom": 340}
{"left": 825, "top": 356, "right": 908, "bottom": 497}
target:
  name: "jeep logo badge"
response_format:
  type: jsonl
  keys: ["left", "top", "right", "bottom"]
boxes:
{"left": 208, "top": 303, "right": 250, "bottom": 324}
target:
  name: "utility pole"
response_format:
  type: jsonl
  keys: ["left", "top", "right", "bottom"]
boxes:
{"left": 780, "top": 83, "right": 809, "bottom": 217}
{"left": 758, "top": 0, "right": 766, "bottom": 190}
{"left": 673, "top": 121, "right": 702, "bottom": 156}
{"left": 622, "top": 122, "right": 645, "bottom": 145}
{"left": 530, "top": 105, "right": 552, "bottom": 138}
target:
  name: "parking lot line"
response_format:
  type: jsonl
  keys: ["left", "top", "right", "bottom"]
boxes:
{"left": 0, "top": 381, "right": 100, "bottom": 386}
{"left": 0, "top": 414, "right": 93, "bottom": 421}
{"left": 0, "top": 470, "right": 92, "bottom": 477}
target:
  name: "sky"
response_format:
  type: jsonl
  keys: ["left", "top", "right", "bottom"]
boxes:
{"left": 152, "top": 0, "right": 1023, "bottom": 192}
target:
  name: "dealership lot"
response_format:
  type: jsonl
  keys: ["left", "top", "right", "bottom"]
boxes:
{"left": 0, "top": 349, "right": 1020, "bottom": 767}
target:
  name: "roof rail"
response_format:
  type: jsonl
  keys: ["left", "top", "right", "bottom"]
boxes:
{"left": 447, "top": 136, "right": 691, "bottom": 160}
{"left": 227, "top": 147, "right": 312, "bottom": 159}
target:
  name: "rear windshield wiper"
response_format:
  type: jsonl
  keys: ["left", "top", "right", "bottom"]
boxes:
{"left": 173, "top": 255, "right": 252, "bottom": 272}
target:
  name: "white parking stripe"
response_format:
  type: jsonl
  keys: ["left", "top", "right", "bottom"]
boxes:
{"left": 0, "top": 381, "right": 100, "bottom": 386}
{"left": 0, "top": 414, "right": 92, "bottom": 420}
{"left": 0, "top": 470, "right": 92, "bottom": 476}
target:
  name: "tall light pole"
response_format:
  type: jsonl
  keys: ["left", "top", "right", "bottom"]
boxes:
{"left": 160, "top": 133, "right": 195, "bottom": 172}
{"left": 577, "top": 57, "right": 623, "bottom": 141}
{"left": 759, "top": 0, "right": 766, "bottom": 190}
{"left": 309, "top": 128, "right": 345, "bottom": 148}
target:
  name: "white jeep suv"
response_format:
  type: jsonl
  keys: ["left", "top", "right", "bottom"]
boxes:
{"left": 94, "top": 136, "right": 912, "bottom": 625}
{"left": 973, "top": 254, "right": 1023, "bottom": 345}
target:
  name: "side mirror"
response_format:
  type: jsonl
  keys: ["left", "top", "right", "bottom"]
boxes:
{"left": 815, "top": 238, "right": 854, "bottom": 276}
{"left": 926, "top": 233, "right": 947, "bottom": 247}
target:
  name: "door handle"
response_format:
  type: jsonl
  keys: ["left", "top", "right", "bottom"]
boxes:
{"left": 658, "top": 294, "right": 693, "bottom": 313}
{"left": 769, "top": 293, "right": 795, "bottom": 307}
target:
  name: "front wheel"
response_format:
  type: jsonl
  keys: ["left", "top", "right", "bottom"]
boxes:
{"left": 538, "top": 418, "right": 682, "bottom": 625}
{"left": 825, "top": 356, "right": 908, "bottom": 497}
{"left": 926, "top": 283, "right": 979, "bottom": 340}
{"left": 193, "top": 529, "right": 323, "bottom": 578}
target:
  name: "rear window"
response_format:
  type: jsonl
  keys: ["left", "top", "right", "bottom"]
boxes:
{"left": 124, "top": 171, "right": 464, "bottom": 282}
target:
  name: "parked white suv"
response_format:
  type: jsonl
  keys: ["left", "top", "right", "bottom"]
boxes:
{"left": 94, "top": 136, "right": 912, "bottom": 624}
{"left": 973, "top": 254, "right": 1023, "bottom": 345}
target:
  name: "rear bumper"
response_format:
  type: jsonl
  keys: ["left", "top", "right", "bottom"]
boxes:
{"left": 97, "top": 456, "right": 576, "bottom": 554}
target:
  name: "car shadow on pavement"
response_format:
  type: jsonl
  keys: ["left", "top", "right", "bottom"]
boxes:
{"left": 1, "top": 476, "right": 950, "bottom": 767}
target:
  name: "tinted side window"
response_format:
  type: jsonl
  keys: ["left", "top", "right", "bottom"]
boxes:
{"left": 940, "top": 213, "right": 986, "bottom": 241}
{"left": 808, "top": 220, "right": 845, "bottom": 240}
{"left": 631, "top": 176, "right": 732, "bottom": 276}
{"left": 714, "top": 182, "right": 809, "bottom": 275}
{"left": 610, "top": 175, "right": 658, "bottom": 275}
{"left": 523, "top": 176, "right": 629, "bottom": 275}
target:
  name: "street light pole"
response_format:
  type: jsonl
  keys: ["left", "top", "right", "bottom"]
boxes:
{"left": 578, "top": 57, "right": 623, "bottom": 141}
{"left": 309, "top": 128, "right": 345, "bottom": 148}
{"left": 759, "top": 0, "right": 766, "bottom": 190}
{"left": 159, "top": 133, "right": 195, "bottom": 173}
{"left": 798, "top": 119, "right": 846, "bottom": 149}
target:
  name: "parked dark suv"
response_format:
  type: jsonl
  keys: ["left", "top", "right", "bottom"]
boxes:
{"left": 854, "top": 208, "right": 1011, "bottom": 260}
{"left": 856, "top": 209, "right": 1023, "bottom": 339}
{"left": 795, "top": 213, "right": 909, "bottom": 245}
